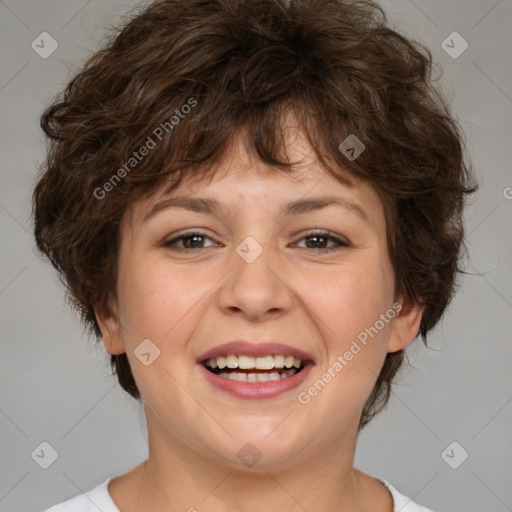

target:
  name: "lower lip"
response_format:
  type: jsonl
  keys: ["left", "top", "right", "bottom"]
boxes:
{"left": 197, "top": 362, "right": 314, "bottom": 399}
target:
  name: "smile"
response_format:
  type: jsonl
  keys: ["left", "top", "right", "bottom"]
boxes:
{"left": 204, "top": 354, "right": 304, "bottom": 381}
{"left": 199, "top": 355, "right": 312, "bottom": 399}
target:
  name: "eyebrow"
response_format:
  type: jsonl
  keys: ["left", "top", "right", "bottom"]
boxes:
{"left": 142, "top": 194, "right": 370, "bottom": 224}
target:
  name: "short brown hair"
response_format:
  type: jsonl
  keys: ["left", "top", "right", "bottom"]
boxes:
{"left": 33, "top": 0, "right": 476, "bottom": 428}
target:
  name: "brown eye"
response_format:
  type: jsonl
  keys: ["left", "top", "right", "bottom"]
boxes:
{"left": 294, "top": 231, "right": 350, "bottom": 252}
{"left": 163, "top": 232, "right": 218, "bottom": 250}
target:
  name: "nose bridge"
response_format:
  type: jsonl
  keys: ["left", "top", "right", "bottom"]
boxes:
{"left": 218, "top": 232, "right": 291, "bottom": 319}
{"left": 233, "top": 232, "right": 282, "bottom": 289}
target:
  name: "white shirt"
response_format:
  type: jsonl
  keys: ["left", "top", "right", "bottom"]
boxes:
{"left": 42, "top": 476, "right": 435, "bottom": 511}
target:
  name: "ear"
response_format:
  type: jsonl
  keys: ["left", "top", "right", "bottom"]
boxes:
{"left": 94, "top": 297, "right": 125, "bottom": 355}
{"left": 387, "top": 299, "right": 423, "bottom": 353}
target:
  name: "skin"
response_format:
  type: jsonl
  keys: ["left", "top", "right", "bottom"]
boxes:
{"left": 96, "top": 117, "right": 422, "bottom": 512}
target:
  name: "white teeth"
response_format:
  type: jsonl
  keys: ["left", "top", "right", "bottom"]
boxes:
{"left": 226, "top": 372, "right": 248, "bottom": 382}
{"left": 284, "top": 356, "right": 294, "bottom": 368}
{"left": 238, "top": 355, "right": 255, "bottom": 369}
{"left": 226, "top": 354, "right": 238, "bottom": 369}
{"left": 205, "top": 354, "right": 304, "bottom": 370}
{"left": 273, "top": 354, "right": 285, "bottom": 368}
{"left": 255, "top": 355, "right": 274, "bottom": 370}
{"left": 217, "top": 369, "right": 298, "bottom": 382}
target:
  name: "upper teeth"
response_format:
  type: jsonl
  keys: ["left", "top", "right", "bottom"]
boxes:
{"left": 206, "top": 355, "right": 302, "bottom": 370}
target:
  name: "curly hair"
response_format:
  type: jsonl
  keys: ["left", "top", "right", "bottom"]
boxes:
{"left": 32, "top": 0, "right": 476, "bottom": 429}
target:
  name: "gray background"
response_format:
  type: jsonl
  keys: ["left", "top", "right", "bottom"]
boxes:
{"left": 1, "top": 1, "right": 511, "bottom": 511}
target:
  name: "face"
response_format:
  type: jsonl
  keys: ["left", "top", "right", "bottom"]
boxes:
{"left": 97, "top": 122, "right": 421, "bottom": 471}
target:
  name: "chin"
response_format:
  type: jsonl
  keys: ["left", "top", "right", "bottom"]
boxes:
{"left": 203, "top": 424, "right": 309, "bottom": 469}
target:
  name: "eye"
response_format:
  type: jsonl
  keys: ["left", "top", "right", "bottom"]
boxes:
{"left": 293, "top": 231, "right": 350, "bottom": 252}
{"left": 163, "top": 231, "right": 218, "bottom": 250}
{"left": 163, "top": 230, "right": 350, "bottom": 252}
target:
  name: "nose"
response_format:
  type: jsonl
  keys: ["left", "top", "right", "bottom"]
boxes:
{"left": 216, "top": 236, "right": 293, "bottom": 322}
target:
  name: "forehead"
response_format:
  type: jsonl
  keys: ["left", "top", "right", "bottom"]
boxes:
{"left": 126, "top": 125, "right": 385, "bottom": 230}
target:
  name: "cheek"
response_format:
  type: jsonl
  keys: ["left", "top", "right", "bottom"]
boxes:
{"left": 115, "top": 258, "right": 207, "bottom": 411}
{"left": 117, "top": 257, "right": 209, "bottom": 342}
{"left": 296, "top": 261, "right": 395, "bottom": 425}
{"left": 306, "top": 256, "right": 394, "bottom": 359}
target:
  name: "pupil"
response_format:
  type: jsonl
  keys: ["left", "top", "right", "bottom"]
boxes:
{"left": 185, "top": 235, "right": 203, "bottom": 248}
{"left": 307, "top": 236, "right": 326, "bottom": 249}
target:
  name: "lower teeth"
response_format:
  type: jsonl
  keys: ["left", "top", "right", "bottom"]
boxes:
{"left": 217, "top": 369, "right": 298, "bottom": 382}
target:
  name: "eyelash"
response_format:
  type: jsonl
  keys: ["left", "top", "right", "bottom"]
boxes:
{"left": 163, "top": 230, "right": 350, "bottom": 253}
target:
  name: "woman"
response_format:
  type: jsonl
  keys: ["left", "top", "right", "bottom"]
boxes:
{"left": 34, "top": 0, "right": 476, "bottom": 510}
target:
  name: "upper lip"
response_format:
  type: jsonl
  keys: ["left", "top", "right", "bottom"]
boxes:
{"left": 197, "top": 341, "right": 314, "bottom": 363}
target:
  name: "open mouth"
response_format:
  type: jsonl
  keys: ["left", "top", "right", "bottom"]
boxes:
{"left": 202, "top": 354, "right": 307, "bottom": 382}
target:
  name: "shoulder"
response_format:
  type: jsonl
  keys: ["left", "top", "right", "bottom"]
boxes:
{"left": 41, "top": 477, "right": 119, "bottom": 512}
{"left": 379, "top": 478, "right": 436, "bottom": 512}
